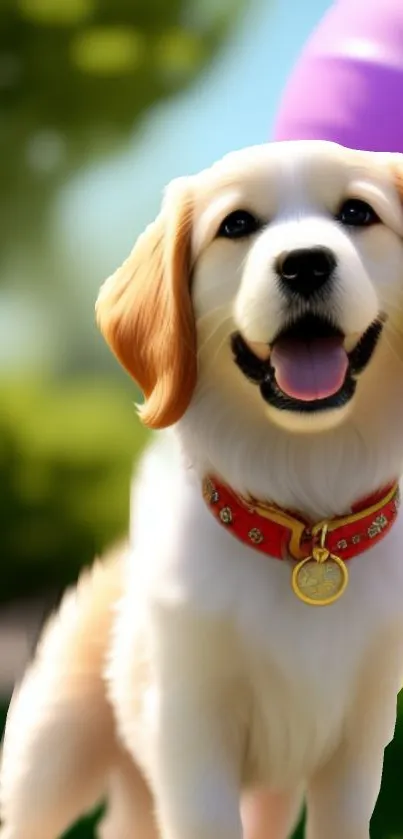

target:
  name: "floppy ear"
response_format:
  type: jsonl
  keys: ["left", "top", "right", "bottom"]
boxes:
{"left": 96, "top": 178, "right": 197, "bottom": 430}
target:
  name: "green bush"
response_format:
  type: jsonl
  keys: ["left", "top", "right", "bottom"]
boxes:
{"left": 0, "top": 376, "right": 148, "bottom": 602}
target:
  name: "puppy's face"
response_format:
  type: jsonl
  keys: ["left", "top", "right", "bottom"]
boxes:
{"left": 192, "top": 141, "right": 403, "bottom": 430}
{"left": 96, "top": 141, "right": 403, "bottom": 436}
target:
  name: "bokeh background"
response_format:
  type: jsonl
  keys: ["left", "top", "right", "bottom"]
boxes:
{"left": 1, "top": 0, "right": 403, "bottom": 836}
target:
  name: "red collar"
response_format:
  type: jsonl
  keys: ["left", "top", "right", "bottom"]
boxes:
{"left": 203, "top": 477, "right": 400, "bottom": 606}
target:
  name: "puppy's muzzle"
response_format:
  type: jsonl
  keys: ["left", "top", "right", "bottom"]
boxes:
{"left": 275, "top": 246, "right": 337, "bottom": 300}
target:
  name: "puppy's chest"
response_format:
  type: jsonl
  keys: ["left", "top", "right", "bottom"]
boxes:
{"left": 137, "top": 464, "right": 403, "bottom": 783}
{"left": 235, "top": 595, "right": 358, "bottom": 787}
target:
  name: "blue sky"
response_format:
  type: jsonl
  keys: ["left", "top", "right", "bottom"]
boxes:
{"left": 59, "top": 0, "right": 332, "bottom": 281}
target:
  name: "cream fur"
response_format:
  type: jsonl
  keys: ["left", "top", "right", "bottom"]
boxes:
{"left": 3, "top": 141, "right": 403, "bottom": 839}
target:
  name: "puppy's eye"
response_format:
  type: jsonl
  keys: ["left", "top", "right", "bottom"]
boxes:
{"left": 217, "top": 210, "right": 260, "bottom": 239}
{"left": 337, "top": 198, "right": 380, "bottom": 227}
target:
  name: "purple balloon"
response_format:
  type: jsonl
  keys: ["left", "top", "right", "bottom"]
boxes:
{"left": 274, "top": 0, "right": 403, "bottom": 152}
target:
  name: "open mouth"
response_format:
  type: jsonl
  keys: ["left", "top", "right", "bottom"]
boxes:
{"left": 231, "top": 313, "right": 385, "bottom": 412}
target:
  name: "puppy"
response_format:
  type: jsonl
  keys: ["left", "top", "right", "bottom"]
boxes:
{"left": 2, "top": 140, "right": 403, "bottom": 839}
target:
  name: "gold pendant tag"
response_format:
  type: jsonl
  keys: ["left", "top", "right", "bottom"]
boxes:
{"left": 291, "top": 533, "right": 349, "bottom": 606}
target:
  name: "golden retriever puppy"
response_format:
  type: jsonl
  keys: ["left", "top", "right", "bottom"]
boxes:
{"left": 2, "top": 141, "right": 403, "bottom": 839}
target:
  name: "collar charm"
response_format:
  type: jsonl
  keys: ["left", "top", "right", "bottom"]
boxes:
{"left": 203, "top": 477, "right": 400, "bottom": 607}
{"left": 291, "top": 524, "right": 349, "bottom": 606}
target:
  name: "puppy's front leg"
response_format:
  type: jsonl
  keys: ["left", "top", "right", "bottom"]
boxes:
{"left": 305, "top": 750, "right": 383, "bottom": 839}
{"left": 305, "top": 631, "right": 402, "bottom": 839}
{"left": 109, "top": 598, "right": 243, "bottom": 839}
{"left": 147, "top": 605, "right": 243, "bottom": 839}
{"left": 151, "top": 689, "right": 242, "bottom": 839}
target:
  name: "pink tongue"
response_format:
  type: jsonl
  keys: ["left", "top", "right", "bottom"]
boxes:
{"left": 270, "top": 337, "right": 349, "bottom": 402}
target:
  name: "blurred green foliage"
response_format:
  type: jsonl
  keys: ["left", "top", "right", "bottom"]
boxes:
{"left": 0, "top": 376, "right": 148, "bottom": 602}
{"left": 0, "top": 0, "right": 243, "bottom": 261}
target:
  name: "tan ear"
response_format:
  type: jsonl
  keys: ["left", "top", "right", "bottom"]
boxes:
{"left": 96, "top": 178, "right": 197, "bottom": 430}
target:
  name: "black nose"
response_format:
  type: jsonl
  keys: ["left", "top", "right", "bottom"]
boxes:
{"left": 276, "top": 247, "right": 337, "bottom": 299}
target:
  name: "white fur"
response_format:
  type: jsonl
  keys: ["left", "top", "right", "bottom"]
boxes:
{"left": 3, "top": 141, "right": 403, "bottom": 839}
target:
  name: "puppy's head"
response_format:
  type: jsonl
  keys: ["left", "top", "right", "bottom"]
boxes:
{"left": 96, "top": 141, "right": 403, "bottom": 435}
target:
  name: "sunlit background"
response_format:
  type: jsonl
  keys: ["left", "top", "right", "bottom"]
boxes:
{"left": 2, "top": 0, "right": 403, "bottom": 836}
